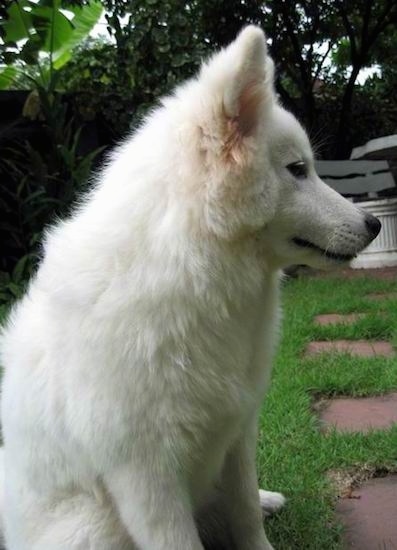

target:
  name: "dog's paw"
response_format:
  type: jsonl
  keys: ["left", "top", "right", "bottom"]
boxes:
{"left": 259, "top": 489, "right": 286, "bottom": 517}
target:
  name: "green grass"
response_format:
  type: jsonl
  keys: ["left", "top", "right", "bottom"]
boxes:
{"left": 258, "top": 274, "right": 397, "bottom": 549}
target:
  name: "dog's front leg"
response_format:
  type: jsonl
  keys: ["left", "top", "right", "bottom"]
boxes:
{"left": 105, "top": 461, "right": 204, "bottom": 550}
{"left": 220, "top": 417, "right": 274, "bottom": 550}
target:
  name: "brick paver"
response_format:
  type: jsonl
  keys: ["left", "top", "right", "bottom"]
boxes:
{"left": 319, "top": 392, "right": 397, "bottom": 433}
{"left": 314, "top": 313, "right": 366, "bottom": 326}
{"left": 305, "top": 340, "right": 394, "bottom": 358}
{"left": 336, "top": 475, "right": 397, "bottom": 549}
{"left": 308, "top": 269, "right": 397, "bottom": 546}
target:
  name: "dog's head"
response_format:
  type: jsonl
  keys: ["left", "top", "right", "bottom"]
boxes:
{"left": 176, "top": 26, "right": 380, "bottom": 269}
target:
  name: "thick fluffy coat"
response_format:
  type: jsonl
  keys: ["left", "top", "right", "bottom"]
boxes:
{"left": 0, "top": 27, "right": 380, "bottom": 549}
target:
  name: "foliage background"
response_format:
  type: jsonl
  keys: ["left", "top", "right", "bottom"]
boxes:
{"left": 0, "top": 0, "right": 396, "bottom": 301}
{"left": 57, "top": 0, "right": 397, "bottom": 155}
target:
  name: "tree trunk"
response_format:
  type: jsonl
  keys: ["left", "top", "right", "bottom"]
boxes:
{"left": 332, "top": 64, "right": 361, "bottom": 159}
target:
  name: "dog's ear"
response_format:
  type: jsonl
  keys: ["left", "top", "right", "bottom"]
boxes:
{"left": 198, "top": 26, "right": 274, "bottom": 167}
{"left": 222, "top": 26, "right": 270, "bottom": 135}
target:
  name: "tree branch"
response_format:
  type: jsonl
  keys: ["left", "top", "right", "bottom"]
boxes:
{"left": 336, "top": 0, "right": 357, "bottom": 62}
{"left": 360, "top": 0, "right": 373, "bottom": 51}
{"left": 312, "top": 40, "right": 333, "bottom": 85}
{"left": 279, "top": 3, "right": 310, "bottom": 88}
{"left": 304, "top": 1, "right": 320, "bottom": 76}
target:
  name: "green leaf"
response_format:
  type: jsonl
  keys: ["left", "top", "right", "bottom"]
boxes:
{"left": 30, "top": 4, "right": 73, "bottom": 53}
{"left": 52, "top": 1, "right": 103, "bottom": 70}
{"left": 0, "top": 65, "right": 20, "bottom": 90}
{"left": 0, "top": 304, "right": 10, "bottom": 317}
{"left": 30, "top": 232, "right": 42, "bottom": 246}
{"left": 171, "top": 53, "right": 189, "bottom": 68}
{"left": 2, "top": 0, "right": 102, "bottom": 92}
{"left": 2, "top": 0, "right": 33, "bottom": 43}
{"left": 157, "top": 43, "right": 171, "bottom": 53}
{"left": 8, "top": 282, "right": 23, "bottom": 298}
{"left": 12, "top": 254, "right": 33, "bottom": 283}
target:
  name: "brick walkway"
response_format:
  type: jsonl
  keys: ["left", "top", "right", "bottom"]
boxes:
{"left": 336, "top": 476, "right": 397, "bottom": 549}
{"left": 308, "top": 286, "right": 397, "bottom": 547}
{"left": 319, "top": 393, "right": 397, "bottom": 433}
{"left": 305, "top": 340, "right": 394, "bottom": 358}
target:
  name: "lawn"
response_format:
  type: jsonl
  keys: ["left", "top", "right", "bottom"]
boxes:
{"left": 259, "top": 273, "right": 397, "bottom": 550}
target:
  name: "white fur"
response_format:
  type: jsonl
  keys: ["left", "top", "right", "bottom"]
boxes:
{"left": 0, "top": 26, "right": 378, "bottom": 549}
{"left": 259, "top": 490, "right": 286, "bottom": 518}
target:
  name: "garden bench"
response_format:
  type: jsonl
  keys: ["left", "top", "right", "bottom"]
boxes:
{"left": 315, "top": 160, "right": 395, "bottom": 201}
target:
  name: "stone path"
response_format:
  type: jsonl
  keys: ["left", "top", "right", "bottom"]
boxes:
{"left": 307, "top": 299, "right": 397, "bottom": 548}
{"left": 306, "top": 339, "right": 395, "bottom": 358}
{"left": 336, "top": 476, "right": 397, "bottom": 549}
{"left": 319, "top": 393, "right": 397, "bottom": 433}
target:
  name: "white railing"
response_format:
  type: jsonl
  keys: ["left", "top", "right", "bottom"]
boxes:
{"left": 352, "top": 198, "right": 397, "bottom": 268}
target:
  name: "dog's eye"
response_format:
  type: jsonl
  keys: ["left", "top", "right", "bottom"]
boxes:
{"left": 287, "top": 161, "right": 307, "bottom": 179}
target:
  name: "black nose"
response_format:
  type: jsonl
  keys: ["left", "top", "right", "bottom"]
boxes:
{"left": 365, "top": 214, "right": 381, "bottom": 239}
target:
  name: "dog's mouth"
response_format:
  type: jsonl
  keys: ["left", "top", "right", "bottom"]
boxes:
{"left": 292, "top": 237, "right": 356, "bottom": 262}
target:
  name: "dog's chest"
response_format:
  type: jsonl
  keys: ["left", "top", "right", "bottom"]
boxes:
{"left": 176, "top": 285, "right": 279, "bottom": 502}
{"left": 60, "top": 267, "right": 280, "bottom": 500}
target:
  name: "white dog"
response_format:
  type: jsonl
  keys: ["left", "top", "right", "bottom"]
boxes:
{"left": 0, "top": 26, "right": 380, "bottom": 549}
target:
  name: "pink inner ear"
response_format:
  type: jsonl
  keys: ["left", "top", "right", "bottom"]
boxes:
{"left": 222, "top": 81, "right": 264, "bottom": 167}
{"left": 237, "top": 80, "right": 265, "bottom": 136}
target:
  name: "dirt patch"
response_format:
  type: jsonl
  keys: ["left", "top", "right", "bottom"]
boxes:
{"left": 328, "top": 465, "right": 396, "bottom": 500}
